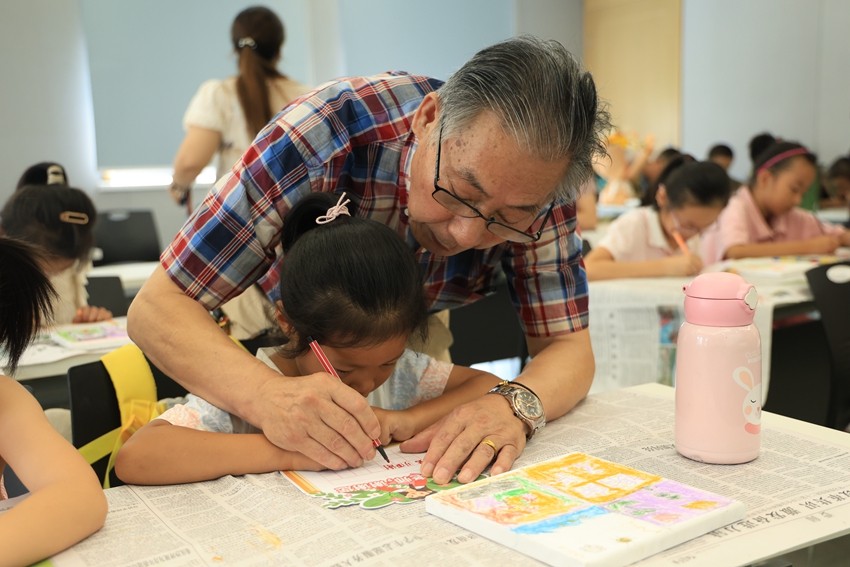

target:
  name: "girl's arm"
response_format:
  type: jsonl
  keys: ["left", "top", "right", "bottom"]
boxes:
{"left": 376, "top": 367, "right": 502, "bottom": 444}
{"left": 584, "top": 246, "right": 702, "bottom": 281}
{"left": 725, "top": 236, "right": 840, "bottom": 259}
{"left": 0, "top": 377, "right": 108, "bottom": 567}
{"left": 115, "top": 419, "right": 323, "bottom": 486}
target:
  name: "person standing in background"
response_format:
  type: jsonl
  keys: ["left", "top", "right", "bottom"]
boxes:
{"left": 169, "top": 5, "right": 310, "bottom": 212}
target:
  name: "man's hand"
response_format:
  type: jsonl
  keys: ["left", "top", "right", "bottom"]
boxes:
{"left": 400, "top": 394, "right": 526, "bottom": 484}
{"left": 256, "top": 371, "right": 382, "bottom": 470}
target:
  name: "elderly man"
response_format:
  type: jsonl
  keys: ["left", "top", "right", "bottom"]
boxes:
{"left": 128, "top": 36, "right": 609, "bottom": 485}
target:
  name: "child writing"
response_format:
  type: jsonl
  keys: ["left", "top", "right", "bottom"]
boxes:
{"left": 116, "top": 192, "right": 504, "bottom": 485}
{"left": 701, "top": 142, "right": 850, "bottom": 264}
{"left": 585, "top": 159, "right": 731, "bottom": 280}
{"left": 0, "top": 238, "right": 107, "bottom": 567}
{"left": 1, "top": 179, "right": 112, "bottom": 324}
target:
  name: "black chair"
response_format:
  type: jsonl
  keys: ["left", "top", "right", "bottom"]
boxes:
{"left": 805, "top": 261, "right": 850, "bottom": 430}
{"left": 93, "top": 210, "right": 161, "bottom": 266}
{"left": 68, "top": 358, "right": 187, "bottom": 487}
{"left": 582, "top": 238, "right": 592, "bottom": 257}
{"left": 448, "top": 281, "right": 528, "bottom": 368}
{"left": 85, "top": 276, "right": 129, "bottom": 317}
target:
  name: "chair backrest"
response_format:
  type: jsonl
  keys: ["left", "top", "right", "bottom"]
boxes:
{"left": 805, "top": 261, "right": 850, "bottom": 430}
{"left": 85, "top": 276, "right": 129, "bottom": 317}
{"left": 93, "top": 210, "right": 161, "bottom": 266}
{"left": 68, "top": 357, "right": 187, "bottom": 487}
{"left": 448, "top": 281, "right": 527, "bottom": 367}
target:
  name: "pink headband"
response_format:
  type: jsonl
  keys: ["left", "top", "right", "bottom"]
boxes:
{"left": 316, "top": 192, "right": 351, "bottom": 224}
{"left": 757, "top": 148, "right": 809, "bottom": 173}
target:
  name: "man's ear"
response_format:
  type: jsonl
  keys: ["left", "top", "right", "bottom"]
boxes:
{"left": 275, "top": 301, "right": 297, "bottom": 339}
{"left": 411, "top": 92, "right": 440, "bottom": 142}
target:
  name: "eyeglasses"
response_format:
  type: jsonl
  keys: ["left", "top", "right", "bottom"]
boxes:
{"left": 432, "top": 128, "right": 555, "bottom": 244}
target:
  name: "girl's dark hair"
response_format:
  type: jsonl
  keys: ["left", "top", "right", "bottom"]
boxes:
{"left": 231, "top": 6, "right": 286, "bottom": 138}
{"left": 749, "top": 132, "right": 776, "bottom": 163}
{"left": 642, "top": 156, "right": 731, "bottom": 210}
{"left": 277, "top": 193, "right": 428, "bottom": 357}
{"left": 1, "top": 185, "right": 97, "bottom": 261}
{"left": 749, "top": 141, "right": 817, "bottom": 187}
{"left": 16, "top": 162, "right": 69, "bottom": 190}
{"left": 0, "top": 238, "right": 56, "bottom": 375}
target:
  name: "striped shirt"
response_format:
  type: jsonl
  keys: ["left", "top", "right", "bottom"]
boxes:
{"left": 162, "top": 72, "right": 588, "bottom": 337}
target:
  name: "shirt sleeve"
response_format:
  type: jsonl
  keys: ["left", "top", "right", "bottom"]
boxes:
{"left": 154, "top": 394, "right": 234, "bottom": 433}
{"left": 379, "top": 350, "right": 453, "bottom": 410}
{"left": 502, "top": 201, "right": 588, "bottom": 338}
{"left": 183, "top": 79, "right": 227, "bottom": 133}
{"left": 786, "top": 208, "right": 846, "bottom": 239}
{"left": 715, "top": 196, "right": 753, "bottom": 259}
{"left": 595, "top": 209, "right": 647, "bottom": 262}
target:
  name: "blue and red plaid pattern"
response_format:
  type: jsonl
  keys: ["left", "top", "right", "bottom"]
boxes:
{"left": 162, "top": 72, "right": 588, "bottom": 337}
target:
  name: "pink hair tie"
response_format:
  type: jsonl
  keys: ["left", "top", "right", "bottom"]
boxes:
{"left": 316, "top": 193, "right": 351, "bottom": 224}
{"left": 757, "top": 148, "right": 809, "bottom": 173}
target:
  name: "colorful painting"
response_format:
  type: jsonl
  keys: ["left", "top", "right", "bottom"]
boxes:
{"left": 426, "top": 453, "right": 745, "bottom": 567}
{"left": 282, "top": 445, "right": 485, "bottom": 509}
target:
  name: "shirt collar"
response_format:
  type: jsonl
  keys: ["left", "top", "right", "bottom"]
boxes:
{"left": 740, "top": 186, "right": 785, "bottom": 240}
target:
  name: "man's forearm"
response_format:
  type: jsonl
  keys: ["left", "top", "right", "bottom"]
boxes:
{"left": 517, "top": 329, "right": 594, "bottom": 420}
{"left": 127, "top": 266, "right": 272, "bottom": 420}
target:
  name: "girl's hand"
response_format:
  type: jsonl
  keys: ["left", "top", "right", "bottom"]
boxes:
{"left": 839, "top": 231, "right": 850, "bottom": 248}
{"left": 373, "top": 407, "right": 418, "bottom": 445}
{"left": 666, "top": 253, "right": 703, "bottom": 276}
{"left": 805, "top": 235, "right": 841, "bottom": 254}
{"left": 279, "top": 449, "right": 325, "bottom": 472}
{"left": 72, "top": 305, "right": 113, "bottom": 323}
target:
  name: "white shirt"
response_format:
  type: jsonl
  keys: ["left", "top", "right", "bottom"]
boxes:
{"left": 597, "top": 207, "right": 699, "bottom": 262}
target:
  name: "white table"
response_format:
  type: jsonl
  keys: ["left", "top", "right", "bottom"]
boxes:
{"left": 89, "top": 261, "right": 159, "bottom": 296}
{"left": 28, "top": 383, "right": 850, "bottom": 567}
{"left": 815, "top": 207, "right": 849, "bottom": 225}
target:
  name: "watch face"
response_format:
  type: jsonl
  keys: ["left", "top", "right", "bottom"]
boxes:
{"left": 514, "top": 389, "right": 543, "bottom": 419}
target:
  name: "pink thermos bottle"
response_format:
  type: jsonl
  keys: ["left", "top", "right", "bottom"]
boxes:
{"left": 675, "top": 272, "right": 762, "bottom": 464}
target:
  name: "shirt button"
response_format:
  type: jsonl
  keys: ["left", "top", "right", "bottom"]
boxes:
{"left": 403, "top": 208, "right": 409, "bottom": 216}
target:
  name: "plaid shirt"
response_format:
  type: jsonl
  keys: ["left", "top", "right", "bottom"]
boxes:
{"left": 163, "top": 72, "right": 588, "bottom": 337}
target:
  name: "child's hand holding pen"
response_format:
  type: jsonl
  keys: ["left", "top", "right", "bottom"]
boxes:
{"left": 372, "top": 407, "right": 418, "bottom": 445}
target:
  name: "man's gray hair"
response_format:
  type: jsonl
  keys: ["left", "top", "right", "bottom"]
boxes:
{"left": 436, "top": 35, "right": 611, "bottom": 203}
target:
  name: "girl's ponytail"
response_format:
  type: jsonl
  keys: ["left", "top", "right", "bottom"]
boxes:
{"left": 0, "top": 238, "right": 56, "bottom": 374}
{"left": 231, "top": 6, "right": 286, "bottom": 138}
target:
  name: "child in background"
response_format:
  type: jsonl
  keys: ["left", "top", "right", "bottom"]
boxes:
{"left": 585, "top": 159, "right": 731, "bottom": 280}
{"left": 0, "top": 238, "right": 107, "bottom": 566}
{"left": 1, "top": 174, "right": 112, "bottom": 324}
{"left": 701, "top": 142, "right": 850, "bottom": 264}
{"left": 116, "top": 192, "right": 503, "bottom": 485}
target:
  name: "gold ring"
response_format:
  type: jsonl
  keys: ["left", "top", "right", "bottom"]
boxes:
{"left": 479, "top": 439, "right": 498, "bottom": 453}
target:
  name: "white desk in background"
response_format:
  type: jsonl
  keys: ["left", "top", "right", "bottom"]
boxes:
{"left": 815, "top": 207, "right": 849, "bottom": 225}
{"left": 89, "top": 261, "right": 159, "bottom": 296}
{"left": 588, "top": 273, "right": 814, "bottom": 401}
{"left": 13, "top": 383, "right": 849, "bottom": 567}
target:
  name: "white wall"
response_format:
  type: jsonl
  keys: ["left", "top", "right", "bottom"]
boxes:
{"left": 515, "top": 0, "right": 582, "bottom": 60}
{"left": 0, "top": 0, "right": 98, "bottom": 204}
{"left": 681, "top": 0, "right": 849, "bottom": 182}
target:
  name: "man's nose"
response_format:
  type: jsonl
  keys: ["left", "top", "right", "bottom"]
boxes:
{"left": 448, "top": 215, "right": 491, "bottom": 249}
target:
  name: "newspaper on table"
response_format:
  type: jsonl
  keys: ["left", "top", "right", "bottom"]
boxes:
{"left": 18, "top": 387, "right": 850, "bottom": 567}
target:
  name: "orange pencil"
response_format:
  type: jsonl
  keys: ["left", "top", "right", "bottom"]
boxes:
{"left": 672, "top": 230, "right": 690, "bottom": 254}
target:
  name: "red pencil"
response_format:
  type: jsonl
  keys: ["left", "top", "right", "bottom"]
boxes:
{"left": 307, "top": 337, "right": 390, "bottom": 463}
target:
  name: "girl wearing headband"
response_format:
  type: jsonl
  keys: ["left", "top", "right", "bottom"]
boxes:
{"left": 585, "top": 158, "right": 731, "bottom": 280}
{"left": 0, "top": 238, "right": 107, "bottom": 565}
{"left": 1, "top": 183, "right": 113, "bottom": 324}
{"left": 701, "top": 142, "right": 850, "bottom": 264}
{"left": 117, "top": 192, "right": 503, "bottom": 485}
{"left": 169, "top": 6, "right": 310, "bottom": 212}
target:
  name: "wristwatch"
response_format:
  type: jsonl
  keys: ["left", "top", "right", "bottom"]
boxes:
{"left": 487, "top": 380, "right": 546, "bottom": 440}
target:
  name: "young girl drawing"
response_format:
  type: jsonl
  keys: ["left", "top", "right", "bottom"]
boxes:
{"left": 585, "top": 159, "right": 731, "bottom": 280}
{"left": 2, "top": 176, "right": 112, "bottom": 324}
{"left": 0, "top": 238, "right": 107, "bottom": 567}
{"left": 116, "top": 192, "right": 503, "bottom": 485}
{"left": 701, "top": 142, "right": 850, "bottom": 264}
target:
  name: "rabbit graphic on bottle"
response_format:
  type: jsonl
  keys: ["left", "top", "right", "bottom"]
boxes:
{"left": 733, "top": 367, "right": 762, "bottom": 435}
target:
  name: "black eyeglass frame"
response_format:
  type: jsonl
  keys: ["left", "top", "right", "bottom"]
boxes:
{"left": 431, "top": 128, "right": 556, "bottom": 244}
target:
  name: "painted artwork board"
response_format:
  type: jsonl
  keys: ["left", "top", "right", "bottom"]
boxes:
{"left": 426, "top": 452, "right": 745, "bottom": 567}
{"left": 50, "top": 322, "right": 131, "bottom": 351}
